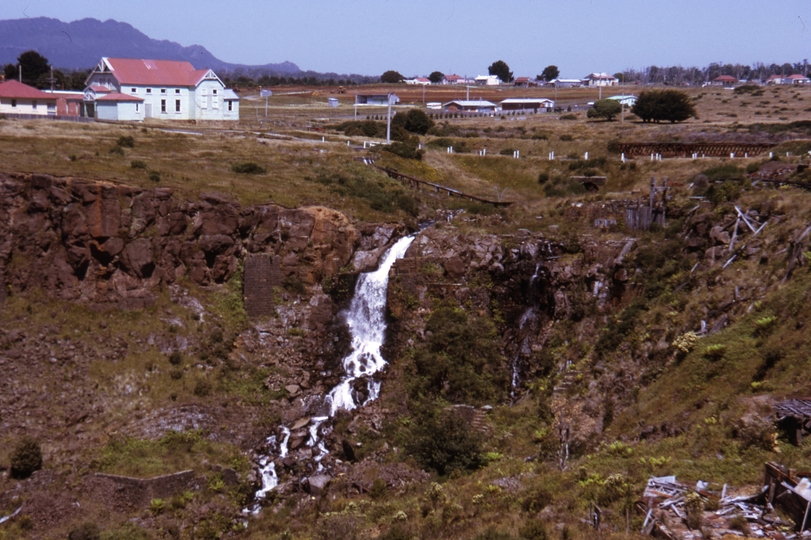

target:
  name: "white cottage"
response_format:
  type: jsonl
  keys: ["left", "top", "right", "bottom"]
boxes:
{"left": 83, "top": 57, "right": 239, "bottom": 121}
{"left": 0, "top": 80, "right": 57, "bottom": 116}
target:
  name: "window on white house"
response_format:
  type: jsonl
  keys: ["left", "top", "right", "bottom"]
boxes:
{"left": 212, "top": 89, "right": 218, "bottom": 95}
{"left": 136, "top": 103, "right": 139, "bottom": 112}
{"left": 160, "top": 88, "right": 166, "bottom": 94}
{"left": 161, "top": 99, "right": 166, "bottom": 113}
{"left": 175, "top": 99, "right": 181, "bottom": 112}
{"left": 32, "top": 100, "right": 37, "bottom": 110}
{"left": 146, "top": 88, "right": 152, "bottom": 94}
{"left": 175, "top": 89, "right": 180, "bottom": 94}
{"left": 131, "top": 88, "right": 136, "bottom": 93}
{"left": 228, "top": 101, "right": 233, "bottom": 111}
{"left": 11, "top": 99, "right": 16, "bottom": 107}
{"left": 213, "top": 96, "right": 219, "bottom": 109}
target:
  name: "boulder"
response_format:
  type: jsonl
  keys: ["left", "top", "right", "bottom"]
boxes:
{"left": 304, "top": 474, "right": 331, "bottom": 496}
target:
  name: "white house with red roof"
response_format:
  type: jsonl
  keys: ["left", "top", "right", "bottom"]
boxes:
{"left": 0, "top": 79, "right": 57, "bottom": 116}
{"left": 83, "top": 57, "right": 239, "bottom": 121}
{"left": 787, "top": 74, "right": 810, "bottom": 85}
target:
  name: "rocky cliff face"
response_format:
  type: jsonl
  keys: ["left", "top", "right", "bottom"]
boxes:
{"left": 0, "top": 173, "right": 401, "bottom": 310}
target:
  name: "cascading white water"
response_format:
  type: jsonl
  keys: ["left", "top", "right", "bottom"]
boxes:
{"left": 327, "top": 235, "right": 415, "bottom": 415}
{"left": 250, "top": 235, "right": 415, "bottom": 508}
{"left": 511, "top": 264, "right": 542, "bottom": 395}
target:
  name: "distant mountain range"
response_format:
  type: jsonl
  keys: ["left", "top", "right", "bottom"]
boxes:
{"left": 0, "top": 17, "right": 301, "bottom": 74}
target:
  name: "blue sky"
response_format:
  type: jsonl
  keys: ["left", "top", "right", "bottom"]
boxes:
{"left": 1, "top": 0, "right": 810, "bottom": 77}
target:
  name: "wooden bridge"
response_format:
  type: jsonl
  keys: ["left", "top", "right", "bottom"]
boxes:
{"left": 372, "top": 165, "right": 514, "bottom": 207}
{"left": 617, "top": 142, "right": 775, "bottom": 158}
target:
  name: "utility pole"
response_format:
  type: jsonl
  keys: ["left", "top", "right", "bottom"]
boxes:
{"left": 386, "top": 92, "right": 392, "bottom": 143}
{"left": 18, "top": 64, "right": 21, "bottom": 83}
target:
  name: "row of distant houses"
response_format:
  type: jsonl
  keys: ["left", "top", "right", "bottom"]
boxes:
{"left": 710, "top": 74, "right": 810, "bottom": 86}
{"left": 0, "top": 57, "right": 240, "bottom": 121}
{"left": 405, "top": 72, "right": 620, "bottom": 87}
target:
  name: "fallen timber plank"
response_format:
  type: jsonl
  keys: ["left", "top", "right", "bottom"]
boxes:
{"left": 374, "top": 166, "right": 514, "bottom": 207}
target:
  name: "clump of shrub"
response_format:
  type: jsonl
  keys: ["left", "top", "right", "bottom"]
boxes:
{"left": 168, "top": 351, "right": 183, "bottom": 366}
{"left": 560, "top": 114, "right": 578, "bottom": 121}
{"left": 68, "top": 522, "right": 101, "bottom": 540}
{"left": 519, "top": 519, "right": 548, "bottom": 540}
{"left": 108, "top": 145, "right": 125, "bottom": 155}
{"left": 703, "top": 343, "right": 727, "bottom": 361}
{"left": 117, "top": 135, "right": 135, "bottom": 148}
{"left": 672, "top": 331, "right": 699, "bottom": 354}
{"left": 684, "top": 491, "right": 704, "bottom": 530}
{"left": 10, "top": 437, "right": 43, "bottom": 479}
{"left": 409, "top": 304, "right": 508, "bottom": 404}
{"left": 231, "top": 162, "right": 267, "bottom": 174}
{"left": 149, "top": 171, "right": 161, "bottom": 183}
{"left": 383, "top": 137, "right": 424, "bottom": 160}
{"left": 194, "top": 380, "right": 212, "bottom": 397}
{"left": 405, "top": 409, "right": 486, "bottom": 476}
{"left": 130, "top": 160, "right": 147, "bottom": 169}
{"left": 542, "top": 177, "right": 586, "bottom": 197}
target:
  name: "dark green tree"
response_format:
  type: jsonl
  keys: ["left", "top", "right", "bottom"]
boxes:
{"left": 16, "top": 50, "right": 51, "bottom": 87}
{"left": 391, "top": 108, "right": 435, "bottom": 135}
{"left": 632, "top": 89, "right": 697, "bottom": 123}
{"left": 380, "top": 70, "right": 404, "bottom": 83}
{"left": 3, "top": 63, "right": 17, "bottom": 81}
{"left": 488, "top": 60, "right": 513, "bottom": 83}
{"left": 587, "top": 99, "right": 622, "bottom": 121}
{"left": 428, "top": 71, "right": 445, "bottom": 84}
{"left": 540, "top": 65, "right": 560, "bottom": 82}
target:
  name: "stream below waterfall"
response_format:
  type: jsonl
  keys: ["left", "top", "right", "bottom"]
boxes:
{"left": 248, "top": 234, "right": 415, "bottom": 511}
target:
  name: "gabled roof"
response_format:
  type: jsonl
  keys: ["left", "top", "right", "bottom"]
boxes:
{"left": 0, "top": 80, "right": 54, "bottom": 99}
{"left": 500, "top": 98, "right": 553, "bottom": 104}
{"left": 713, "top": 75, "right": 737, "bottom": 81}
{"left": 95, "top": 92, "right": 144, "bottom": 102}
{"left": 787, "top": 74, "right": 809, "bottom": 80}
{"left": 583, "top": 72, "right": 617, "bottom": 80}
{"left": 89, "top": 85, "right": 111, "bottom": 93}
{"left": 443, "top": 100, "right": 497, "bottom": 107}
{"left": 444, "top": 74, "right": 463, "bottom": 80}
{"left": 99, "top": 58, "right": 216, "bottom": 87}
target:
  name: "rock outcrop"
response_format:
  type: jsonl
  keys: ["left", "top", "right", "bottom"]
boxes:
{"left": 0, "top": 173, "right": 397, "bottom": 310}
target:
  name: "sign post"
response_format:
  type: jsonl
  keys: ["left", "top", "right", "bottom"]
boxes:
{"left": 260, "top": 89, "right": 272, "bottom": 117}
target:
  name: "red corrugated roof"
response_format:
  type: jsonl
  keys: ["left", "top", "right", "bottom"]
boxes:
{"left": 714, "top": 75, "right": 737, "bottom": 81}
{"left": 95, "top": 92, "right": 144, "bottom": 102}
{"left": 0, "top": 80, "right": 54, "bottom": 99}
{"left": 104, "top": 58, "right": 210, "bottom": 86}
{"left": 89, "top": 85, "right": 111, "bottom": 93}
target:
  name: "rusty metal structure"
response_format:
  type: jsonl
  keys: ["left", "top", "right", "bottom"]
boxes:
{"left": 618, "top": 142, "right": 775, "bottom": 158}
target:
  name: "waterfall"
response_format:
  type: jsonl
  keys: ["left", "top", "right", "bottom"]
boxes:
{"left": 249, "top": 235, "right": 415, "bottom": 509}
{"left": 511, "top": 264, "right": 542, "bottom": 395}
{"left": 328, "top": 235, "right": 415, "bottom": 415}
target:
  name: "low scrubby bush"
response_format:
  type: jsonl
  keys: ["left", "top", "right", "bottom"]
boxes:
{"left": 68, "top": 522, "right": 100, "bottom": 540}
{"left": 117, "top": 135, "right": 135, "bottom": 148}
{"left": 231, "top": 162, "right": 267, "bottom": 174}
{"left": 10, "top": 437, "right": 42, "bottom": 479}
{"left": 130, "top": 160, "right": 147, "bottom": 169}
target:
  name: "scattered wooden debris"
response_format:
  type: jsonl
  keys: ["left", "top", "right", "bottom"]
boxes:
{"left": 639, "top": 463, "right": 809, "bottom": 540}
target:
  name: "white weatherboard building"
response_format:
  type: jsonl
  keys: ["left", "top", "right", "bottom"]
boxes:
{"left": 84, "top": 57, "right": 239, "bottom": 121}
